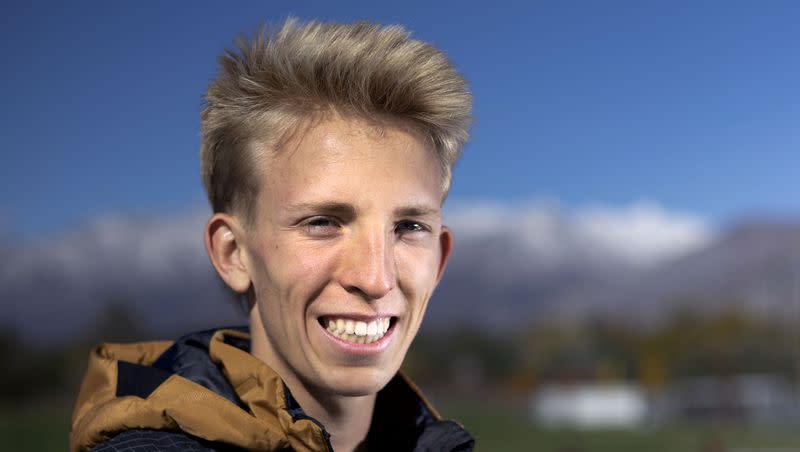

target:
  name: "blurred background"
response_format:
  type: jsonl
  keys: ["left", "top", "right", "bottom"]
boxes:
{"left": 2, "top": 1, "right": 800, "bottom": 450}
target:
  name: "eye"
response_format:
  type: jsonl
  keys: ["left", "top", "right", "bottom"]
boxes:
{"left": 395, "top": 220, "right": 429, "bottom": 235}
{"left": 304, "top": 216, "right": 340, "bottom": 237}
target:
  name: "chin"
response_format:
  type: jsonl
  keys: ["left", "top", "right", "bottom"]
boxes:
{"left": 322, "top": 366, "right": 395, "bottom": 397}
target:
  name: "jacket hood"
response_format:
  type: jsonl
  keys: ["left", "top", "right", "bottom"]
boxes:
{"left": 71, "top": 327, "right": 330, "bottom": 451}
{"left": 70, "top": 327, "right": 474, "bottom": 451}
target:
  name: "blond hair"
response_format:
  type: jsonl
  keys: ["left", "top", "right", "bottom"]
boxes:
{"left": 200, "top": 19, "right": 472, "bottom": 218}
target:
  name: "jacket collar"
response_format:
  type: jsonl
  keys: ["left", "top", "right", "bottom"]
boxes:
{"left": 71, "top": 327, "right": 473, "bottom": 451}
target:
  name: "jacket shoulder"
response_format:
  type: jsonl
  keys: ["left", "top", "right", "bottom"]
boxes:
{"left": 89, "top": 429, "right": 244, "bottom": 452}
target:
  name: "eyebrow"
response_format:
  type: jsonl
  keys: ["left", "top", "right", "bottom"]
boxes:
{"left": 285, "top": 201, "right": 439, "bottom": 218}
{"left": 286, "top": 201, "right": 356, "bottom": 217}
{"left": 394, "top": 204, "right": 440, "bottom": 218}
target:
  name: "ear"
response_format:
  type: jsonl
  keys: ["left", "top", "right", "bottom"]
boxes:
{"left": 435, "top": 225, "right": 454, "bottom": 284}
{"left": 204, "top": 213, "right": 252, "bottom": 293}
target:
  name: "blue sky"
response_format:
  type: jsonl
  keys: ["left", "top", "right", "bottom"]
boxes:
{"left": 2, "top": 1, "right": 799, "bottom": 239}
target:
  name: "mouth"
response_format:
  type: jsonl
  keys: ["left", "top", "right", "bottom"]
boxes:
{"left": 318, "top": 316, "right": 397, "bottom": 345}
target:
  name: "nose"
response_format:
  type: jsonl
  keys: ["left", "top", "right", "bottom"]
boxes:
{"left": 338, "top": 227, "right": 397, "bottom": 300}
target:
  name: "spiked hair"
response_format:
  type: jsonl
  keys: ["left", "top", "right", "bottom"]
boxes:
{"left": 200, "top": 19, "right": 472, "bottom": 219}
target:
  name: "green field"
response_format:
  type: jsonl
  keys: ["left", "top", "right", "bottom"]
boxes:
{"left": 0, "top": 407, "right": 70, "bottom": 451}
{"left": 448, "top": 403, "right": 800, "bottom": 452}
{"left": 5, "top": 404, "right": 800, "bottom": 451}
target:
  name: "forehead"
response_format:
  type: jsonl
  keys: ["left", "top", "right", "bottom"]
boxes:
{"left": 244, "top": 115, "right": 444, "bottom": 222}
{"left": 282, "top": 114, "right": 427, "bottom": 158}
{"left": 278, "top": 116, "right": 442, "bottom": 184}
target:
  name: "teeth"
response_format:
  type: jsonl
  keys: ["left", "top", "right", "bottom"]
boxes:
{"left": 324, "top": 317, "right": 392, "bottom": 344}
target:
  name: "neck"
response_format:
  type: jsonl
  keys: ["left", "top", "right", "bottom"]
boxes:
{"left": 293, "top": 386, "right": 375, "bottom": 452}
{"left": 249, "top": 310, "right": 375, "bottom": 452}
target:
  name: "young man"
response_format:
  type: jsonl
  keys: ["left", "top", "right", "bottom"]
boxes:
{"left": 71, "top": 19, "right": 473, "bottom": 452}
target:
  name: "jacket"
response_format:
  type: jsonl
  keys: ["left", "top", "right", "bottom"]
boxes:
{"left": 70, "top": 327, "right": 474, "bottom": 451}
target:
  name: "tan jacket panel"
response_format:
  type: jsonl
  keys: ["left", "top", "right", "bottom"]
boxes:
{"left": 70, "top": 329, "right": 329, "bottom": 452}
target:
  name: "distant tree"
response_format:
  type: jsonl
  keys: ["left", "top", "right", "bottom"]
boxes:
{"left": 86, "top": 295, "right": 147, "bottom": 343}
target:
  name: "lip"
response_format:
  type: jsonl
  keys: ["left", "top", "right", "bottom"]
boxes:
{"left": 317, "top": 315, "right": 398, "bottom": 356}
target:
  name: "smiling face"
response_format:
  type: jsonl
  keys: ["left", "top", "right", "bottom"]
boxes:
{"left": 239, "top": 114, "right": 452, "bottom": 397}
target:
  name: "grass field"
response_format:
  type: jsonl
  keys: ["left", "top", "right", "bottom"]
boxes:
{"left": 0, "top": 407, "right": 70, "bottom": 451}
{"left": 5, "top": 403, "right": 800, "bottom": 451}
{"left": 447, "top": 402, "right": 800, "bottom": 452}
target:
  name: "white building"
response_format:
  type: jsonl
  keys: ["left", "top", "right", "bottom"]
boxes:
{"left": 530, "top": 382, "right": 648, "bottom": 429}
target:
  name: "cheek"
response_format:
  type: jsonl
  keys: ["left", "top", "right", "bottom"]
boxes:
{"left": 397, "top": 247, "right": 441, "bottom": 300}
{"left": 267, "top": 243, "right": 339, "bottom": 303}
